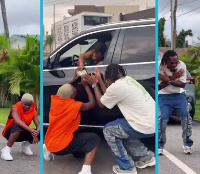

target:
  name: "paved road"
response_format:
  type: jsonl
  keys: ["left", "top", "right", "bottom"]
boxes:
{"left": 44, "top": 137, "right": 155, "bottom": 174}
{"left": 159, "top": 120, "right": 200, "bottom": 174}
{"left": 0, "top": 126, "right": 40, "bottom": 174}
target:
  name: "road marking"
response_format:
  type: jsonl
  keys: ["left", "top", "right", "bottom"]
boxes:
{"left": 163, "top": 149, "right": 197, "bottom": 174}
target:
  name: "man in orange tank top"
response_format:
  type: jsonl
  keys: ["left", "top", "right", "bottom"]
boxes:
{"left": 44, "top": 80, "right": 100, "bottom": 174}
{"left": 1, "top": 93, "right": 40, "bottom": 161}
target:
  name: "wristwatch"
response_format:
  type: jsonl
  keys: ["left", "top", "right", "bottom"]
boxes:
{"left": 92, "top": 83, "right": 97, "bottom": 88}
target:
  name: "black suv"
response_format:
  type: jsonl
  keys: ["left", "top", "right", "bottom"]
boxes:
{"left": 43, "top": 19, "right": 155, "bottom": 133}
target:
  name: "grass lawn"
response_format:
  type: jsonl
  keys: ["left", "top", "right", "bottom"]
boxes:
{"left": 0, "top": 101, "right": 39, "bottom": 128}
{"left": 195, "top": 99, "right": 200, "bottom": 121}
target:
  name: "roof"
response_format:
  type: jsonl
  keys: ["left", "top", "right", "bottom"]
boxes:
{"left": 159, "top": 47, "right": 188, "bottom": 54}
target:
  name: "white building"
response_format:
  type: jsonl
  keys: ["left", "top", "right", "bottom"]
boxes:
{"left": 51, "top": 12, "right": 112, "bottom": 49}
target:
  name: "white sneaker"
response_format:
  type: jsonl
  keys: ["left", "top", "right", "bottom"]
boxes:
{"left": 19, "top": 141, "right": 33, "bottom": 155}
{"left": 135, "top": 157, "right": 155, "bottom": 169}
{"left": 158, "top": 148, "right": 164, "bottom": 155}
{"left": 113, "top": 165, "right": 137, "bottom": 174}
{"left": 43, "top": 144, "right": 54, "bottom": 161}
{"left": 1, "top": 146, "right": 13, "bottom": 161}
{"left": 78, "top": 171, "right": 92, "bottom": 174}
{"left": 183, "top": 146, "right": 192, "bottom": 154}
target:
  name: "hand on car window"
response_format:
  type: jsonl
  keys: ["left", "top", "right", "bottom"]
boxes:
{"left": 94, "top": 68, "right": 101, "bottom": 81}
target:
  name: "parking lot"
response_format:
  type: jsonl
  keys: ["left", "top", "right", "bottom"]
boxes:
{"left": 159, "top": 120, "right": 200, "bottom": 174}
{"left": 0, "top": 126, "right": 40, "bottom": 174}
{"left": 44, "top": 137, "right": 155, "bottom": 174}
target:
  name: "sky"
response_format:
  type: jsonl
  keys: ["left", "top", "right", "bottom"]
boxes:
{"left": 43, "top": 0, "right": 155, "bottom": 34}
{"left": 159, "top": 0, "right": 200, "bottom": 44}
{"left": 0, "top": 0, "right": 40, "bottom": 36}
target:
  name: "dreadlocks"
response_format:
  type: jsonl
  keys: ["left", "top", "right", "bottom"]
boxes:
{"left": 105, "top": 64, "right": 127, "bottom": 82}
{"left": 160, "top": 50, "right": 178, "bottom": 66}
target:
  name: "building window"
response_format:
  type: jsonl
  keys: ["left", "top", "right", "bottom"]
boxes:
{"left": 64, "top": 23, "right": 70, "bottom": 41}
{"left": 84, "top": 16, "right": 108, "bottom": 26}
{"left": 72, "top": 20, "right": 78, "bottom": 36}
{"left": 57, "top": 35, "right": 62, "bottom": 42}
{"left": 57, "top": 26, "right": 62, "bottom": 34}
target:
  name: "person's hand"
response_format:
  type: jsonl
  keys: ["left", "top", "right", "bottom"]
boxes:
{"left": 30, "top": 128, "right": 38, "bottom": 137}
{"left": 73, "top": 67, "right": 80, "bottom": 79}
{"left": 2, "top": 48, "right": 8, "bottom": 57}
{"left": 171, "top": 69, "right": 184, "bottom": 80}
{"left": 94, "top": 68, "right": 101, "bottom": 81}
{"left": 33, "top": 136, "right": 39, "bottom": 144}
{"left": 159, "top": 73, "right": 170, "bottom": 82}
{"left": 82, "top": 74, "right": 97, "bottom": 85}
{"left": 81, "top": 76, "right": 88, "bottom": 87}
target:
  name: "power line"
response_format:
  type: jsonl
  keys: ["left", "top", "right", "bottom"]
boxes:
{"left": 178, "top": 0, "right": 199, "bottom": 7}
{"left": 177, "top": 6, "right": 200, "bottom": 17}
{"left": 44, "top": 0, "right": 76, "bottom": 7}
{"left": 159, "top": 0, "right": 170, "bottom": 13}
{"left": 160, "top": 10, "right": 171, "bottom": 18}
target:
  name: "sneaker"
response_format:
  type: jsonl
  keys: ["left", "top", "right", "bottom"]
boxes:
{"left": 19, "top": 141, "right": 33, "bottom": 155}
{"left": 158, "top": 148, "right": 164, "bottom": 155}
{"left": 1, "top": 146, "right": 13, "bottom": 161}
{"left": 113, "top": 165, "right": 137, "bottom": 174}
{"left": 43, "top": 144, "right": 54, "bottom": 161}
{"left": 78, "top": 171, "right": 92, "bottom": 174}
{"left": 135, "top": 157, "right": 155, "bottom": 169}
{"left": 183, "top": 146, "right": 192, "bottom": 154}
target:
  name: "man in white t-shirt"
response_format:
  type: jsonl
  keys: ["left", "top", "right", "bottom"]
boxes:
{"left": 158, "top": 50, "right": 193, "bottom": 155}
{"left": 83, "top": 64, "right": 155, "bottom": 174}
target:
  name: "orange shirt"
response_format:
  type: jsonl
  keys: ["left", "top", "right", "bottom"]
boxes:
{"left": 45, "top": 95, "right": 82, "bottom": 153}
{"left": 2, "top": 101, "right": 37, "bottom": 137}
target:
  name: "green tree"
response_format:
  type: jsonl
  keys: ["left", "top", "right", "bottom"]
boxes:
{"left": 159, "top": 18, "right": 166, "bottom": 47}
{"left": 0, "top": 35, "right": 40, "bottom": 111}
{"left": 45, "top": 32, "right": 53, "bottom": 53}
{"left": 176, "top": 29, "right": 193, "bottom": 48}
{"left": 0, "top": 34, "right": 10, "bottom": 107}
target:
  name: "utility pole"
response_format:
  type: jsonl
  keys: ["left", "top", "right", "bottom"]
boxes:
{"left": 53, "top": 4, "right": 56, "bottom": 50}
{"left": 0, "top": 0, "right": 9, "bottom": 39}
{"left": 173, "top": 0, "right": 177, "bottom": 50}
{"left": 171, "top": 0, "right": 174, "bottom": 50}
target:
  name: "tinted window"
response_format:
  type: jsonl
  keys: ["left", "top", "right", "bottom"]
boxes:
{"left": 121, "top": 26, "right": 155, "bottom": 63}
{"left": 84, "top": 16, "right": 108, "bottom": 26}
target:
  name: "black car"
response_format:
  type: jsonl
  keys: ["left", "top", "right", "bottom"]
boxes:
{"left": 43, "top": 19, "right": 155, "bottom": 142}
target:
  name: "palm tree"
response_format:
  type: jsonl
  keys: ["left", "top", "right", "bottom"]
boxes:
{"left": 0, "top": 0, "right": 9, "bottom": 39}
{"left": 0, "top": 35, "right": 40, "bottom": 111}
{"left": 176, "top": 29, "right": 193, "bottom": 48}
{"left": 0, "top": 34, "right": 10, "bottom": 107}
{"left": 45, "top": 32, "right": 53, "bottom": 53}
{"left": 159, "top": 18, "right": 166, "bottom": 47}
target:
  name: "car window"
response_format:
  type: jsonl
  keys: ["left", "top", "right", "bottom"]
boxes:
{"left": 186, "top": 71, "right": 191, "bottom": 78}
{"left": 120, "top": 26, "right": 155, "bottom": 63}
{"left": 59, "top": 39, "right": 98, "bottom": 62}
{"left": 56, "top": 30, "right": 117, "bottom": 68}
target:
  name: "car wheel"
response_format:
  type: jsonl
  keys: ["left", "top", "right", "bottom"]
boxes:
{"left": 190, "top": 107, "right": 195, "bottom": 119}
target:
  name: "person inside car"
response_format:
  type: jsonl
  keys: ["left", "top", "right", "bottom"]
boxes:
{"left": 0, "top": 48, "right": 8, "bottom": 63}
{"left": 158, "top": 50, "right": 193, "bottom": 155}
{"left": 1, "top": 93, "right": 40, "bottom": 161}
{"left": 43, "top": 79, "right": 100, "bottom": 174}
{"left": 78, "top": 41, "right": 107, "bottom": 70}
{"left": 82, "top": 64, "right": 155, "bottom": 174}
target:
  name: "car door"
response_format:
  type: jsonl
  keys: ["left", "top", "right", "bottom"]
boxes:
{"left": 112, "top": 24, "right": 155, "bottom": 99}
{"left": 43, "top": 29, "right": 120, "bottom": 125}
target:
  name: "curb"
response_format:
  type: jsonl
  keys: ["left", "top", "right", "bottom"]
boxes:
{"left": 0, "top": 123, "right": 5, "bottom": 128}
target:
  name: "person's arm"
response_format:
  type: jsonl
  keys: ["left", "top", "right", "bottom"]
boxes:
{"left": 0, "top": 49, "right": 8, "bottom": 63}
{"left": 11, "top": 108, "right": 37, "bottom": 135}
{"left": 82, "top": 74, "right": 106, "bottom": 108}
{"left": 159, "top": 81, "right": 169, "bottom": 90}
{"left": 68, "top": 68, "right": 79, "bottom": 84}
{"left": 95, "top": 68, "right": 106, "bottom": 94}
{"left": 80, "top": 84, "right": 95, "bottom": 111}
{"left": 78, "top": 50, "right": 94, "bottom": 69}
{"left": 170, "top": 81, "right": 186, "bottom": 88}
{"left": 32, "top": 115, "right": 40, "bottom": 136}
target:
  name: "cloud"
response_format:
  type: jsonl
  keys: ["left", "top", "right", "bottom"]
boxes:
{"left": 0, "top": 0, "right": 40, "bottom": 35}
{"left": 159, "top": 0, "right": 200, "bottom": 44}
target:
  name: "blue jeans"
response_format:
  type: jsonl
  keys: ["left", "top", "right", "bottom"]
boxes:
{"left": 158, "top": 93, "right": 193, "bottom": 148}
{"left": 103, "top": 118, "right": 154, "bottom": 170}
